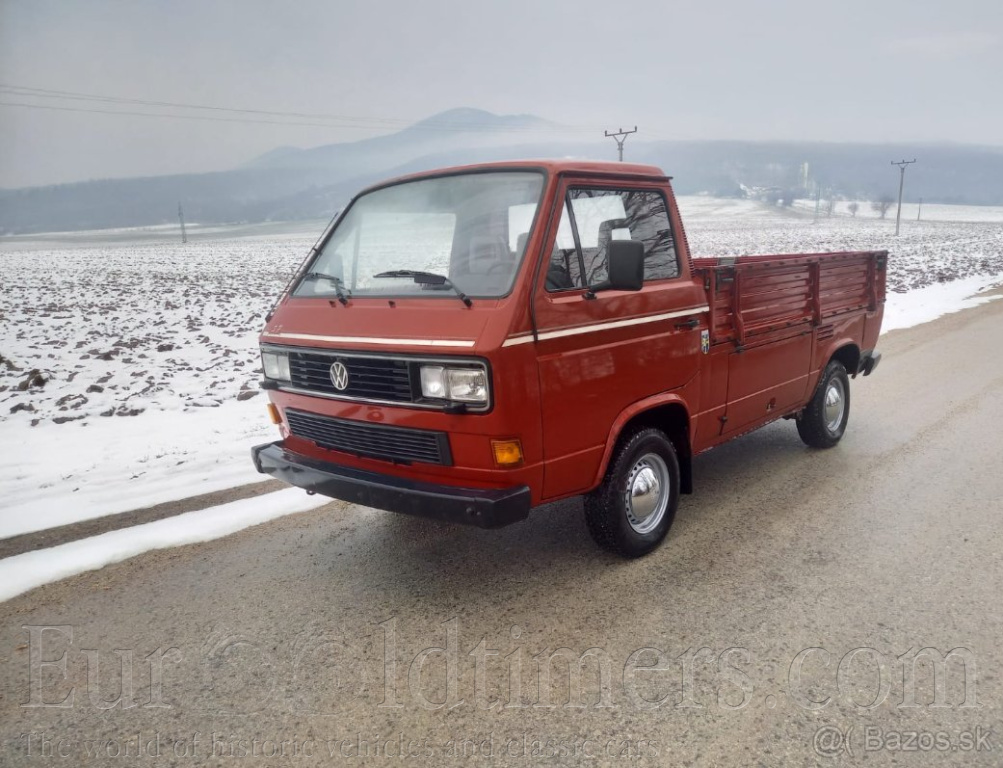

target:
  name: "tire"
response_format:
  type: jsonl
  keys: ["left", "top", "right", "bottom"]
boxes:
{"left": 584, "top": 427, "right": 680, "bottom": 558}
{"left": 797, "top": 360, "right": 850, "bottom": 448}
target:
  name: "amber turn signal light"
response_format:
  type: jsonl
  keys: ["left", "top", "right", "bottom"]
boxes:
{"left": 491, "top": 439, "right": 524, "bottom": 467}
{"left": 267, "top": 403, "right": 281, "bottom": 425}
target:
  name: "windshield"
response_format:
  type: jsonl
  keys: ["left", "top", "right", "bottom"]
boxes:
{"left": 295, "top": 171, "right": 545, "bottom": 300}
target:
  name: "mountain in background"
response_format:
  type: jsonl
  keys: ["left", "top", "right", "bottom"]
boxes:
{"left": 244, "top": 108, "right": 553, "bottom": 173}
{"left": 3, "top": 108, "right": 1003, "bottom": 235}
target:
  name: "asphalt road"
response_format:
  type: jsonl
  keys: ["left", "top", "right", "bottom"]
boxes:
{"left": 3, "top": 291, "right": 1003, "bottom": 767}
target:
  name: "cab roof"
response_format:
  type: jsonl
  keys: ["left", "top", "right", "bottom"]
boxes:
{"left": 361, "top": 159, "right": 670, "bottom": 195}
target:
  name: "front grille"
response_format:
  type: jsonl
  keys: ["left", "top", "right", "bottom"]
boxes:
{"left": 286, "top": 409, "right": 451, "bottom": 466}
{"left": 288, "top": 350, "right": 413, "bottom": 403}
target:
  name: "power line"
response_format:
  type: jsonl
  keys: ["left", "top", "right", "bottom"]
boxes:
{"left": 0, "top": 83, "right": 411, "bottom": 125}
{"left": 0, "top": 99, "right": 393, "bottom": 130}
{"left": 0, "top": 82, "right": 602, "bottom": 134}
{"left": 0, "top": 96, "right": 599, "bottom": 134}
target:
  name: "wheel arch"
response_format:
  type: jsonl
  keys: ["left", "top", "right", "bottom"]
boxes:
{"left": 807, "top": 340, "right": 861, "bottom": 397}
{"left": 827, "top": 341, "right": 861, "bottom": 377}
{"left": 830, "top": 344, "right": 862, "bottom": 376}
{"left": 594, "top": 395, "right": 694, "bottom": 495}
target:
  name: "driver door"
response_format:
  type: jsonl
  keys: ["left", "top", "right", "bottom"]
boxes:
{"left": 532, "top": 179, "right": 706, "bottom": 499}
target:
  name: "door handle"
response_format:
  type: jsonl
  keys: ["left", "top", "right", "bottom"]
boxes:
{"left": 674, "top": 318, "right": 700, "bottom": 330}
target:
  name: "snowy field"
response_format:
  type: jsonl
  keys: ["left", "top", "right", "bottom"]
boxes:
{"left": 1, "top": 231, "right": 317, "bottom": 538}
{"left": 2, "top": 198, "right": 1002, "bottom": 597}
{"left": 682, "top": 197, "right": 1003, "bottom": 291}
{"left": 790, "top": 199, "right": 1003, "bottom": 223}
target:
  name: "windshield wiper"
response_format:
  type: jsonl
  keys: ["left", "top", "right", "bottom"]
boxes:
{"left": 373, "top": 270, "right": 472, "bottom": 307}
{"left": 301, "top": 271, "right": 350, "bottom": 306}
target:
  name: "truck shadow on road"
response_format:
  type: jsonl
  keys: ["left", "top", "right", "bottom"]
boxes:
{"left": 313, "top": 421, "right": 830, "bottom": 603}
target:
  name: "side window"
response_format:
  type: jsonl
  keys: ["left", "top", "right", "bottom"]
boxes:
{"left": 545, "top": 188, "right": 678, "bottom": 292}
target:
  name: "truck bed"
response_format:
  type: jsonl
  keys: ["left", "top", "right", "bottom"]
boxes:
{"left": 692, "top": 251, "right": 888, "bottom": 347}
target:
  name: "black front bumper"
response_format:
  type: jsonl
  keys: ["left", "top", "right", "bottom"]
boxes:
{"left": 251, "top": 441, "right": 531, "bottom": 529}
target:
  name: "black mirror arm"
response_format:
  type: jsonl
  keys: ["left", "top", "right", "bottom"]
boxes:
{"left": 583, "top": 280, "right": 611, "bottom": 300}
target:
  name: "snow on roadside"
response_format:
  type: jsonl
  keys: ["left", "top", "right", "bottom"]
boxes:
{"left": 0, "top": 398, "right": 277, "bottom": 539}
{"left": 883, "top": 274, "right": 1003, "bottom": 333}
{"left": 0, "top": 488, "right": 330, "bottom": 603}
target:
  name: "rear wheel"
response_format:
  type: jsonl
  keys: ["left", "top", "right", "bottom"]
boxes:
{"left": 584, "top": 427, "right": 680, "bottom": 557}
{"left": 797, "top": 360, "right": 850, "bottom": 448}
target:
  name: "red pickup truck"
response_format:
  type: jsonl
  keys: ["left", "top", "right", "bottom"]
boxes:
{"left": 253, "top": 160, "right": 884, "bottom": 557}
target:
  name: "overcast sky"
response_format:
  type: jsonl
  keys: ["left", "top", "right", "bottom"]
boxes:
{"left": 1, "top": 0, "right": 1000, "bottom": 188}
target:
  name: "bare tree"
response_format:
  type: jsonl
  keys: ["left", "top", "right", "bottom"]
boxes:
{"left": 871, "top": 196, "right": 894, "bottom": 219}
{"left": 848, "top": 202, "right": 859, "bottom": 217}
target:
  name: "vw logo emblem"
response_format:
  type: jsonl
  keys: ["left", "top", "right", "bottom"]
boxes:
{"left": 329, "top": 361, "right": 349, "bottom": 391}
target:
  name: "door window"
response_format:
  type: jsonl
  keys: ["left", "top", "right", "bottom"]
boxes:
{"left": 546, "top": 188, "right": 678, "bottom": 292}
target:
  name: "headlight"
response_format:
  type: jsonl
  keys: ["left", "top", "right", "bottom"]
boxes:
{"left": 420, "top": 366, "right": 448, "bottom": 398}
{"left": 445, "top": 368, "right": 488, "bottom": 403}
{"left": 261, "top": 350, "right": 291, "bottom": 382}
{"left": 420, "top": 364, "right": 489, "bottom": 405}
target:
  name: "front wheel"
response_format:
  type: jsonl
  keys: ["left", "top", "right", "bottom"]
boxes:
{"left": 584, "top": 427, "right": 680, "bottom": 558}
{"left": 797, "top": 360, "right": 850, "bottom": 448}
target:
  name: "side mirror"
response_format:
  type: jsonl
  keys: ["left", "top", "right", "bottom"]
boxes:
{"left": 596, "top": 239, "right": 644, "bottom": 293}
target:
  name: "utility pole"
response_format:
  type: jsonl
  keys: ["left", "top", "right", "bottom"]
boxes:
{"left": 604, "top": 126, "right": 637, "bottom": 162}
{"left": 813, "top": 186, "right": 822, "bottom": 223}
{"left": 178, "top": 202, "right": 188, "bottom": 244}
{"left": 917, "top": 197, "right": 923, "bottom": 221}
{"left": 891, "top": 159, "right": 916, "bottom": 236}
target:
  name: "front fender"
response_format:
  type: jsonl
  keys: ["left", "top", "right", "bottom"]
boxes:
{"left": 590, "top": 391, "right": 692, "bottom": 490}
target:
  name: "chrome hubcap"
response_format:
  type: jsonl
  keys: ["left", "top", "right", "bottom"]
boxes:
{"left": 824, "top": 378, "right": 845, "bottom": 433}
{"left": 624, "top": 453, "right": 670, "bottom": 534}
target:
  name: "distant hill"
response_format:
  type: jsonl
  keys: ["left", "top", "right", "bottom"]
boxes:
{"left": 2, "top": 108, "right": 1003, "bottom": 235}
{"left": 244, "top": 108, "right": 553, "bottom": 174}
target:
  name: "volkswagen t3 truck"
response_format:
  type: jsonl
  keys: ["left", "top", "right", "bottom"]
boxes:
{"left": 253, "top": 161, "right": 884, "bottom": 557}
